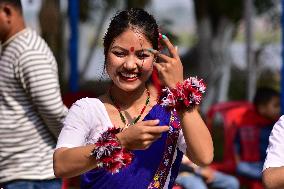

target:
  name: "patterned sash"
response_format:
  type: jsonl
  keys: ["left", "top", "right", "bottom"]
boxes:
{"left": 148, "top": 110, "right": 181, "bottom": 189}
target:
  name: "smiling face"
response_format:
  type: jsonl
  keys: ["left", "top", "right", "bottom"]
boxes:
{"left": 106, "top": 28, "right": 155, "bottom": 92}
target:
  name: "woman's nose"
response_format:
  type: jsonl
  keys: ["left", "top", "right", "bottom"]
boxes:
{"left": 123, "top": 55, "right": 137, "bottom": 70}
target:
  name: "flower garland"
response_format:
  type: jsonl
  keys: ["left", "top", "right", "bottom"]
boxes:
{"left": 159, "top": 77, "right": 206, "bottom": 110}
{"left": 90, "top": 127, "right": 133, "bottom": 174}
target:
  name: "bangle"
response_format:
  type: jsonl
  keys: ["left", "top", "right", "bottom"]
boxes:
{"left": 159, "top": 77, "right": 206, "bottom": 110}
{"left": 90, "top": 127, "right": 133, "bottom": 174}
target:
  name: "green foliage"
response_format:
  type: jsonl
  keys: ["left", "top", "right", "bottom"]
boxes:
{"left": 194, "top": 0, "right": 277, "bottom": 26}
{"left": 228, "top": 67, "right": 280, "bottom": 101}
{"left": 125, "top": 0, "right": 151, "bottom": 9}
{"left": 209, "top": 0, "right": 243, "bottom": 23}
{"left": 257, "top": 70, "right": 280, "bottom": 92}
{"left": 79, "top": 0, "right": 90, "bottom": 22}
{"left": 79, "top": 0, "right": 119, "bottom": 22}
{"left": 228, "top": 67, "right": 247, "bottom": 101}
{"left": 254, "top": 0, "right": 275, "bottom": 14}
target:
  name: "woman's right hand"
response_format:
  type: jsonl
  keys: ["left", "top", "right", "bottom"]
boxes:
{"left": 116, "top": 119, "right": 169, "bottom": 150}
{"left": 148, "top": 35, "right": 184, "bottom": 89}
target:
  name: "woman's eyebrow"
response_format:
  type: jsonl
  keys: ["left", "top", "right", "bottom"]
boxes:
{"left": 135, "top": 49, "right": 149, "bottom": 52}
{"left": 110, "top": 46, "right": 127, "bottom": 51}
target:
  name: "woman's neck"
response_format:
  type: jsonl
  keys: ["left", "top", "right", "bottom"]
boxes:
{"left": 109, "top": 85, "right": 148, "bottom": 110}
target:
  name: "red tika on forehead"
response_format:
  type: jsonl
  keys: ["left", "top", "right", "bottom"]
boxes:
{"left": 130, "top": 47, "right": 134, "bottom": 52}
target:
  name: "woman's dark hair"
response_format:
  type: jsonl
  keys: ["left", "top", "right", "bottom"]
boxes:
{"left": 103, "top": 8, "right": 159, "bottom": 59}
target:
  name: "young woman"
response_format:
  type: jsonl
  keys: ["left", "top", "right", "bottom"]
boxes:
{"left": 54, "top": 8, "right": 213, "bottom": 189}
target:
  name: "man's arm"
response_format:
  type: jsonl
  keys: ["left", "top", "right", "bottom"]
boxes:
{"left": 262, "top": 116, "right": 284, "bottom": 189}
{"left": 18, "top": 50, "right": 67, "bottom": 137}
{"left": 263, "top": 167, "right": 284, "bottom": 189}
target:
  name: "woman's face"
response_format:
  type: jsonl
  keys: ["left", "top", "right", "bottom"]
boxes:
{"left": 106, "top": 28, "right": 155, "bottom": 92}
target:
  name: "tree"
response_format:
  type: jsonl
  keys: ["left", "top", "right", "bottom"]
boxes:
{"left": 125, "top": 0, "right": 151, "bottom": 9}
{"left": 187, "top": 0, "right": 278, "bottom": 111}
{"left": 39, "top": 0, "right": 64, "bottom": 90}
{"left": 79, "top": 0, "right": 119, "bottom": 82}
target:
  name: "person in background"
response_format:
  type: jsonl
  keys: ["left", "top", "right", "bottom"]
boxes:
{"left": 262, "top": 115, "right": 284, "bottom": 189}
{"left": 234, "top": 87, "right": 280, "bottom": 180}
{"left": 176, "top": 155, "right": 239, "bottom": 189}
{"left": 0, "top": 0, "right": 67, "bottom": 188}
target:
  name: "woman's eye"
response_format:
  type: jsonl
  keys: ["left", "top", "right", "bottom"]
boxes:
{"left": 137, "top": 53, "right": 150, "bottom": 59}
{"left": 112, "top": 51, "right": 125, "bottom": 57}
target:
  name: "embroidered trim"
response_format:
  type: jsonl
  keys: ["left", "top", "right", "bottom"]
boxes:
{"left": 148, "top": 110, "right": 181, "bottom": 189}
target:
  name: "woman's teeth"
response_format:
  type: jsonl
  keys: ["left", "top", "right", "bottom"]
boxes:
{"left": 121, "top": 72, "right": 138, "bottom": 78}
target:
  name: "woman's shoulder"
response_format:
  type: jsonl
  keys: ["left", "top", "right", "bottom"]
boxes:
{"left": 73, "top": 97, "right": 103, "bottom": 107}
{"left": 70, "top": 97, "right": 111, "bottom": 124}
{"left": 71, "top": 97, "right": 106, "bottom": 115}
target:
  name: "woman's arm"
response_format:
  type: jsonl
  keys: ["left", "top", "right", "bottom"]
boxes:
{"left": 178, "top": 109, "right": 213, "bottom": 166}
{"left": 263, "top": 167, "right": 284, "bottom": 189}
{"left": 54, "top": 120, "right": 170, "bottom": 178}
{"left": 53, "top": 99, "right": 99, "bottom": 178}
{"left": 150, "top": 35, "right": 213, "bottom": 166}
{"left": 53, "top": 145, "right": 98, "bottom": 178}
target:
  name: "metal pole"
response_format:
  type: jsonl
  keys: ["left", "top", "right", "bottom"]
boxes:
{"left": 245, "top": 0, "right": 255, "bottom": 101}
{"left": 68, "top": 0, "right": 79, "bottom": 92}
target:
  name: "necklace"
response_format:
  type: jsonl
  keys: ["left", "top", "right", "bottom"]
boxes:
{"left": 109, "top": 88, "right": 150, "bottom": 129}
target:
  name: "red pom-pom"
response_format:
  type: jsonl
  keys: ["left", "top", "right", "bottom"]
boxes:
{"left": 159, "top": 77, "right": 206, "bottom": 110}
{"left": 90, "top": 127, "right": 134, "bottom": 174}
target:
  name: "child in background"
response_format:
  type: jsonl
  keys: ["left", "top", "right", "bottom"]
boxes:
{"left": 234, "top": 87, "right": 280, "bottom": 180}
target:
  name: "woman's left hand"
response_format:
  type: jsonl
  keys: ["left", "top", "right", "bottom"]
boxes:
{"left": 148, "top": 35, "right": 183, "bottom": 88}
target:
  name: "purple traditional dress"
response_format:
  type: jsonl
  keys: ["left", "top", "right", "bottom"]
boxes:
{"left": 56, "top": 98, "right": 187, "bottom": 189}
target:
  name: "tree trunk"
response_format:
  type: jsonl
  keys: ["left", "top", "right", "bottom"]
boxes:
{"left": 244, "top": 0, "right": 256, "bottom": 101}
{"left": 79, "top": 6, "right": 111, "bottom": 82}
{"left": 39, "top": 0, "right": 64, "bottom": 90}
{"left": 196, "top": 17, "right": 235, "bottom": 112}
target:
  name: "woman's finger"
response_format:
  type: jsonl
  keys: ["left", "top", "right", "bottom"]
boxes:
{"left": 147, "top": 48, "right": 173, "bottom": 63}
{"left": 153, "top": 62, "right": 166, "bottom": 73}
{"left": 160, "top": 34, "right": 179, "bottom": 60}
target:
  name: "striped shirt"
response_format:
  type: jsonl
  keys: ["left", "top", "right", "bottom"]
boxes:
{"left": 0, "top": 28, "right": 68, "bottom": 183}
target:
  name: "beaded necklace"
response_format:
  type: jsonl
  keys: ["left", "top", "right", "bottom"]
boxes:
{"left": 109, "top": 89, "right": 150, "bottom": 129}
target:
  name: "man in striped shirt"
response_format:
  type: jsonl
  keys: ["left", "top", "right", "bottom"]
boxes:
{"left": 0, "top": 0, "right": 68, "bottom": 188}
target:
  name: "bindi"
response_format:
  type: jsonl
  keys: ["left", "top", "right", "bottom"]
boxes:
{"left": 130, "top": 47, "right": 134, "bottom": 52}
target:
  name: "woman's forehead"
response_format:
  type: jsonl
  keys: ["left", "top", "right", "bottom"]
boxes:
{"left": 111, "top": 28, "right": 152, "bottom": 48}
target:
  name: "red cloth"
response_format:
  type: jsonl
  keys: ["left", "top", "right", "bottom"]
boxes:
{"left": 151, "top": 67, "right": 162, "bottom": 94}
{"left": 234, "top": 107, "right": 273, "bottom": 162}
